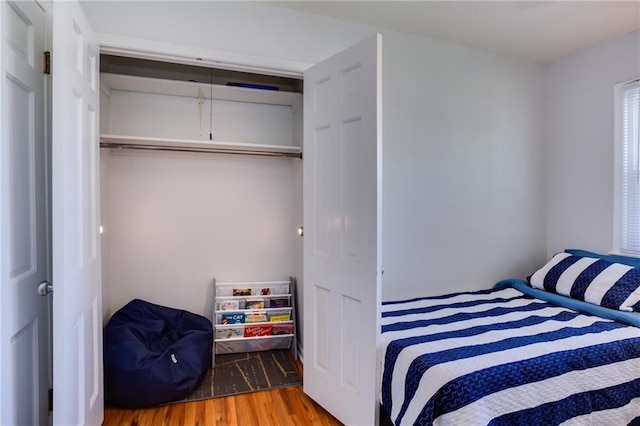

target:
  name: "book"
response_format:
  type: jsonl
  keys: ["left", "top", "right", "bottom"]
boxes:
{"left": 245, "top": 312, "right": 267, "bottom": 323}
{"left": 245, "top": 298, "right": 265, "bottom": 309}
{"left": 233, "top": 288, "right": 252, "bottom": 296}
{"left": 269, "top": 313, "right": 291, "bottom": 322}
{"left": 219, "top": 300, "right": 240, "bottom": 310}
{"left": 269, "top": 297, "right": 288, "bottom": 308}
{"left": 221, "top": 313, "right": 245, "bottom": 324}
{"left": 227, "top": 82, "right": 279, "bottom": 91}
{"left": 260, "top": 287, "right": 271, "bottom": 295}
{"left": 215, "top": 326, "right": 244, "bottom": 339}
{"left": 271, "top": 323, "right": 294, "bottom": 335}
{"left": 244, "top": 324, "right": 273, "bottom": 338}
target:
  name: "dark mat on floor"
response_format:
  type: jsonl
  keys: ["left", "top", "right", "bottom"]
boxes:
{"left": 175, "top": 350, "right": 301, "bottom": 403}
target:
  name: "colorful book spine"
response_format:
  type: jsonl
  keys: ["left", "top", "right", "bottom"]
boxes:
{"left": 245, "top": 298, "right": 265, "bottom": 309}
{"left": 221, "top": 313, "right": 245, "bottom": 324}
{"left": 271, "top": 323, "right": 294, "bottom": 335}
{"left": 232, "top": 288, "right": 252, "bottom": 296}
{"left": 215, "top": 326, "right": 244, "bottom": 339}
{"left": 269, "top": 297, "right": 289, "bottom": 308}
{"left": 269, "top": 313, "right": 291, "bottom": 322}
{"left": 245, "top": 312, "right": 268, "bottom": 323}
{"left": 244, "top": 324, "right": 273, "bottom": 338}
{"left": 220, "top": 300, "right": 241, "bottom": 310}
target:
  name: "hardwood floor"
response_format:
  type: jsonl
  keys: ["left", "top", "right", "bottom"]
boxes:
{"left": 102, "top": 362, "right": 343, "bottom": 426}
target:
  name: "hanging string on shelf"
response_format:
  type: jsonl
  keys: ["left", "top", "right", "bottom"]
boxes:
{"left": 210, "top": 68, "right": 213, "bottom": 141}
{"left": 197, "top": 88, "right": 205, "bottom": 137}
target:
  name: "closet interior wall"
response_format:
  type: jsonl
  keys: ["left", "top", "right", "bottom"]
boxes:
{"left": 99, "top": 56, "right": 304, "bottom": 324}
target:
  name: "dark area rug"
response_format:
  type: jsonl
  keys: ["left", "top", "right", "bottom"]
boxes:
{"left": 175, "top": 350, "right": 301, "bottom": 403}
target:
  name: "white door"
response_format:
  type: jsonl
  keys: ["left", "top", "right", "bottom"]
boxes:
{"left": 0, "top": 1, "right": 50, "bottom": 425}
{"left": 51, "top": 1, "right": 103, "bottom": 425}
{"left": 303, "top": 34, "right": 383, "bottom": 426}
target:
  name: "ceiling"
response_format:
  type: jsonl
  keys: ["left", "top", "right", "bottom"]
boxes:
{"left": 262, "top": 1, "right": 640, "bottom": 63}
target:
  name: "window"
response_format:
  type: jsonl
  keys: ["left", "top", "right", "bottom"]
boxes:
{"left": 614, "top": 79, "right": 640, "bottom": 255}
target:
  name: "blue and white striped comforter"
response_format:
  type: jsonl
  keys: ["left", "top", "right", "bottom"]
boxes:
{"left": 380, "top": 286, "right": 640, "bottom": 425}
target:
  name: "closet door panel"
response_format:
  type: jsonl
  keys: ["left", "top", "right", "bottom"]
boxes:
{"left": 303, "top": 33, "right": 382, "bottom": 426}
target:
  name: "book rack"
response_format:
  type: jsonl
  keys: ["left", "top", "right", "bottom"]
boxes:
{"left": 212, "top": 277, "right": 298, "bottom": 366}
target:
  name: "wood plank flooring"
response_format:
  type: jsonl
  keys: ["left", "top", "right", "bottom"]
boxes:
{"left": 102, "top": 362, "right": 343, "bottom": 426}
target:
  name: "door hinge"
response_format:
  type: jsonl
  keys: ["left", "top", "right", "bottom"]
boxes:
{"left": 48, "top": 388, "right": 53, "bottom": 412}
{"left": 42, "top": 51, "right": 50, "bottom": 75}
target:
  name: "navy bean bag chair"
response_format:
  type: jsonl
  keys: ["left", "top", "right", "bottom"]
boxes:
{"left": 103, "top": 299, "right": 213, "bottom": 408}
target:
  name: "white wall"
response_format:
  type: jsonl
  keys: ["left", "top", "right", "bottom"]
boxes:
{"left": 102, "top": 149, "right": 297, "bottom": 319}
{"left": 381, "top": 31, "right": 547, "bottom": 300}
{"left": 105, "top": 90, "right": 295, "bottom": 146}
{"left": 547, "top": 31, "right": 640, "bottom": 257}
{"left": 83, "top": 1, "right": 548, "bottom": 309}
{"left": 81, "top": 1, "right": 372, "bottom": 67}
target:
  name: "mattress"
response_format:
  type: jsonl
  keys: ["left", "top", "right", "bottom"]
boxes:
{"left": 380, "top": 281, "right": 640, "bottom": 425}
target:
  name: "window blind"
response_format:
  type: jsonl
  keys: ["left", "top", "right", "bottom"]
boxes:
{"left": 620, "top": 80, "right": 640, "bottom": 254}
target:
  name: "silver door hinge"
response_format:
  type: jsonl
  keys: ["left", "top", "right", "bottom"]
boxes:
{"left": 43, "top": 51, "right": 50, "bottom": 75}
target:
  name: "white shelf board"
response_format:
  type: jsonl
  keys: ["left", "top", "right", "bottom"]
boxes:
{"left": 100, "top": 134, "right": 302, "bottom": 157}
{"left": 214, "top": 334, "right": 294, "bottom": 343}
{"left": 216, "top": 294, "right": 292, "bottom": 300}
{"left": 101, "top": 73, "right": 302, "bottom": 106}
{"left": 216, "top": 281, "right": 291, "bottom": 286}
{"left": 215, "top": 308, "right": 293, "bottom": 316}
{"left": 214, "top": 320, "right": 293, "bottom": 328}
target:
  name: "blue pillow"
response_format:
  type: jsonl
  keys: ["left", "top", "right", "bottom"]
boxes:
{"left": 530, "top": 252, "right": 640, "bottom": 311}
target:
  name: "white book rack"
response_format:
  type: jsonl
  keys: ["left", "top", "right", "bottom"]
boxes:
{"left": 212, "top": 277, "right": 298, "bottom": 366}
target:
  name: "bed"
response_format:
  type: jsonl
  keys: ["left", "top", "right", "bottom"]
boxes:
{"left": 380, "top": 249, "right": 640, "bottom": 425}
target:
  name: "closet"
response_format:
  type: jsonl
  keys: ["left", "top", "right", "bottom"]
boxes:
{"left": 99, "top": 56, "right": 304, "bottom": 348}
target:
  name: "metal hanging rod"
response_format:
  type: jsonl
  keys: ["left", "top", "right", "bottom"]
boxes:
{"left": 100, "top": 142, "right": 302, "bottom": 159}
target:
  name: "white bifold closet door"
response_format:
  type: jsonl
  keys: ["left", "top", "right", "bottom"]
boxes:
{"left": 303, "top": 33, "right": 383, "bottom": 426}
{"left": 0, "top": 1, "right": 49, "bottom": 424}
{"left": 52, "top": 1, "right": 104, "bottom": 425}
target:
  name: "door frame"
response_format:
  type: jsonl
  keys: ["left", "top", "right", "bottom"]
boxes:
{"left": 95, "top": 37, "right": 309, "bottom": 321}
{"left": 94, "top": 33, "right": 382, "bottom": 424}
{"left": 98, "top": 34, "right": 310, "bottom": 79}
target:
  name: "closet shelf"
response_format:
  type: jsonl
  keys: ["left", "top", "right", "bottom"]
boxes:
{"left": 100, "top": 134, "right": 302, "bottom": 159}
{"left": 101, "top": 73, "right": 302, "bottom": 106}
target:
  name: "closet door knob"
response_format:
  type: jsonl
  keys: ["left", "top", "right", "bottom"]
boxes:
{"left": 37, "top": 281, "right": 53, "bottom": 296}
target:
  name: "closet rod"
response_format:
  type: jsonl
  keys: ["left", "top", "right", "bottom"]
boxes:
{"left": 100, "top": 142, "right": 303, "bottom": 159}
